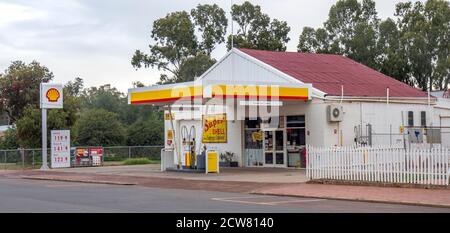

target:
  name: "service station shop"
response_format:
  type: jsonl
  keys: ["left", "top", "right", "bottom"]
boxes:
{"left": 128, "top": 48, "right": 450, "bottom": 170}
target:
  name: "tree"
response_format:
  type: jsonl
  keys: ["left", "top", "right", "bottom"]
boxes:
{"left": 299, "top": 0, "right": 379, "bottom": 68}
{"left": 175, "top": 53, "right": 216, "bottom": 83}
{"left": 80, "top": 83, "right": 162, "bottom": 126}
{"left": 297, "top": 0, "right": 450, "bottom": 90}
{"left": 191, "top": 4, "right": 228, "bottom": 55}
{"left": 227, "top": 1, "right": 291, "bottom": 51}
{"left": 395, "top": 0, "right": 450, "bottom": 90}
{"left": 132, "top": 11, "right": 197, "bottom": 73}
{"left": 132, "top": 81, "right": 145, "bottom": 88}
{"left": 73, "top": 109, "right": 125, "bottom": 146}
{"left": 64, "top": 77, "right": 84, "bottom": 97}
{"left": 63, "top": 78, "right": 83, "bottom": 127}
{"left": 0, "top": 128, "right": 19, "bottom": 149}
{"left": 126, "top": 118, "right": 164, "bottom": 146}
{"left": 0, "top": 61, "right": 53, "bottom": 122}
{"left": 132, "top": 4, "right": 227, "bottom": 84}
{"left": 15, "top": 107, "right": 69, "bottom": 148}
{"left": 80, "top": 84, "right": 126, "bottom": 115}
{"left": 377, "top": 18, "right": 413, "bottom": 86}
{"left": 297, "top": 27, "right": 331, "bottom": 53}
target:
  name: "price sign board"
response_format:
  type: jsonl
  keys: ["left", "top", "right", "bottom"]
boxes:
{"left": 51, "top": 130, "right": 71, "bottom": 168}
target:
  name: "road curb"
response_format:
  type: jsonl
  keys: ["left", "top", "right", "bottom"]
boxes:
{"left": 21, "top": 176, "right": 137, "bottom": 186}
{"left": 250, "top": 190, "right": 450, "bottom": 209}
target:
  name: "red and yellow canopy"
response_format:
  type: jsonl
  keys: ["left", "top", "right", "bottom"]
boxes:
{"left": 128, "top": 82, "right": 310, "bottom": 105}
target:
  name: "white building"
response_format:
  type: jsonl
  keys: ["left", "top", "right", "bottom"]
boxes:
{"left": 128, "top": 48, "right": 450, "bottom": 168}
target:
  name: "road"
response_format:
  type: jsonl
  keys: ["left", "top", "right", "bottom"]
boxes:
{"left": 0, "top": 177, "right": 448, "bottom": 213}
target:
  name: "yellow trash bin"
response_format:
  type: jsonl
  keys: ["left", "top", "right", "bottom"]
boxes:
{"left": 206, "top": 151, "right": 219, "bottom": 173}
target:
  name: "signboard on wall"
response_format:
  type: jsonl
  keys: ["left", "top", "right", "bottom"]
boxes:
{"left": 202, "top": 113, "right": 227, "bottom": 143}
{"left": 51, "top": 130, "right": 70, "bottom": 168}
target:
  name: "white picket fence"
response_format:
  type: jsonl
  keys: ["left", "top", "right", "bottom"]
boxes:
{"left": 306, "top": 145, "right": 450, "bottom": 186}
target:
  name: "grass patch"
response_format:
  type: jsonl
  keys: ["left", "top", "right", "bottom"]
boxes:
{"left": 103, "top": 156, "right": 127, "bottom": 162}
{"left": 122, "top": 158, "right": 159, "bottom": 165}
{"left": 102, "top": 161, "right": 125, "bottom": 166}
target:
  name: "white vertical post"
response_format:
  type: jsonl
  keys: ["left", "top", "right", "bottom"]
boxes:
{"left": 429, "top": 149, "right": 433, "bottom": 185}
{"left": 40, "top": 108, "right": 49, "bottom": 170}
{"left": 446, "top": 148, "right": 449, "bottom": 186}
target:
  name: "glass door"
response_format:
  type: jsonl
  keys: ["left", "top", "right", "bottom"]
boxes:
{"left": 263, "top": 130, "right": 285, "bottom": 167}
{"left": 264, "top": 131, "right": 274, "bottom": 165}
{"left": 244, "top": 118, "right": 264, "bottom": 167}
{"left": 244, "top": 129, "right": 263, "bottom": 167}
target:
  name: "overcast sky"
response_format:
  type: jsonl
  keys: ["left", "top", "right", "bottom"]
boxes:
{"left": 0, "top": 0, "right": 425, "bottom": 93}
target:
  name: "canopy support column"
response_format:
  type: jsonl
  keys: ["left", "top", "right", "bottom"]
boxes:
{"left": 168, "top": 106, "right": 181, "bottom": 169}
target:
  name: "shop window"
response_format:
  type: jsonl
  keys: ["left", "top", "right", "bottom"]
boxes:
{"left": 286, "top": 115, "right": 306, "bottom": 147}
{"left": 244, "top": 130, "right": 262, "bottom": 149}
{"left": 421, "top": 111, "right": 426, "bottom": 127}
{"left": 275, "top": 130, "right": 284, "bottom": 151}
{"left": 286, "top": 128, "right": 306, "bottom": 146}
{"left": 408, "top": 111, "right": 414, "bottom": 126}
{"left": 245, "top": 118, "right": 261, "bottom": 129}
{"left": 287, "top": 116, "right": 305, "bottom": 128}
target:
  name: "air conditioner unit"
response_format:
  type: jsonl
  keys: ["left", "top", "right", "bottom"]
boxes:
{"left": 327, "top": 105, "right": 343, "bottom": 122}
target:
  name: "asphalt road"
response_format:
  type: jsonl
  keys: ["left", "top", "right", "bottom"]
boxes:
{"left": 0, "top": 177, "right": 448, "bottom": 213}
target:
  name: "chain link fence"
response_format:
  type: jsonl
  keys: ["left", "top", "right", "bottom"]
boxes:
{"left": 103, "top": 146, "right": 163, "bottom": 161}
{"left": 0, "top": 146, "right": 164, "bottom": 170}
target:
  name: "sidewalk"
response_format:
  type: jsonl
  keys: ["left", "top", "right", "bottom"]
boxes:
{"left": 50, "top": 164, "right": 309, "bottom": 183}
{"left": 252, "top": 183, "right": 450, "bottom": 208}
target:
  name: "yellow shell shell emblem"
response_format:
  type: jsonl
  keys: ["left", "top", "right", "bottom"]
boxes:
{"left": 46, "top": 88, "right": 60, "bottom": 102}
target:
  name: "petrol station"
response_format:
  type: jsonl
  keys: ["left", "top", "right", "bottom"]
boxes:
{"left": 128, "top": 48, "right": 449, "bottom": 172}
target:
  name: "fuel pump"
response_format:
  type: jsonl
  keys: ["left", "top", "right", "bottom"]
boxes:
{"left": 181, "top": 125, "right": 196, "bottom": 169}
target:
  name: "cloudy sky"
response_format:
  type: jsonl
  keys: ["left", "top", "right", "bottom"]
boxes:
{"left": 0, "top": 0, "right": 424, "bottom": 93}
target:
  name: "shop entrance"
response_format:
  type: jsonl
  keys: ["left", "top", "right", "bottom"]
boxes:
{"left": 244, "top": 116, "right": 306, "bottom": 168}
{"left": 263, "top": 130, "right": 285, "bottom": 167}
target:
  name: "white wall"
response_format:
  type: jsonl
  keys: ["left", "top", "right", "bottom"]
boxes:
{"left": 433, "top": 97, "right": 450, "bottom": 148}
{"left": 316, "top": 100, "right": 450, "bottom": 147}
{"left": 279, "top": 99, "right": 450, "bottom": 148}
{"left": 162, "top": 98, "right": 450, "bottom": 168}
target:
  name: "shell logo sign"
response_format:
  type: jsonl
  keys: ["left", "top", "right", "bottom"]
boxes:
{"left": 46, "top": 88, "right": 61, "bottom": 102}
{"left": 40, "top": 83, "right": 63, "bottom": 109}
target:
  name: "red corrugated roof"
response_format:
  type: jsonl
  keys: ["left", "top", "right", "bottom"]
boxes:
{"left": 239, "top": 48, "right": 428, "bottom": 98}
